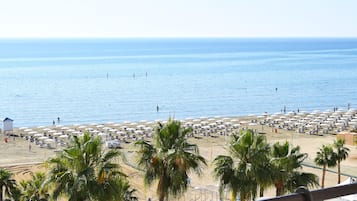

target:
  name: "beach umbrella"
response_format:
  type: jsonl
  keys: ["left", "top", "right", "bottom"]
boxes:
{"left": 216, "top": 120, "right": 223, "bottom": 124}
{"left": 349, "top": 122, "right": 357, "bottom": 126}
{"left": 201, "top": 121, "right": 209, "bottom": 125}
{"left": 134, "top": 130, "right": 144, "bottom": 135}
{"left": 24, "top": 129, "right": 32, "bottom": 132}
{"left": 202, "top": 125, "right": 210, "bottom": 130}
{"left": 59, "top": 135, "right": 69, "bottom": 139}
{"left": 98, "top": 133, "right": 107, "bottom": 136}
{"left": 34, "top": 133, "right": 43, "bottom": 137}
{"left": 218, "top": 125, "right": 226, "bottom": 130}
{"left": 207, "top": 118, "right": 216, "bottom": 122}
{"left": 44, "top": 139, "right": 55, "bottom": 143}
{"left": 117, "top": 131, "right": 125, "bottom": 136}
{"left": 19, "top": 127, "right": 28, "bottom": 130}
{"left": 43, "top": 128, "right": 51, "bottom": 131}
{"left": 224, "top": 122, "right": 232, "bottom": 126}
{"left": 232, "top": 124, "right": 239, "bottom": 129}
{"left": 38, "top": 136, "right": 49, "bottom": 140}
{"left": 96, "top": 125, "right": 104, "bottom": 128}
{"left": 144, "top": 127, "right": 152, "bottom": 132}
{"left": 53, "top": 132, "right": 62, "bottom": 136}
{"left": 127, "top": 128, "right": 135, "bottom": 132}
{"left": 137, "top": 125, "right": 145, "bottom": 130}
{"left": 72, "top": 131, "right": 81, "bottom": 135}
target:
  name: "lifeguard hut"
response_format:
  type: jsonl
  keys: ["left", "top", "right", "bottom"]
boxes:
{"left": 3, "top": 117, "right": 14, "bottom": 135}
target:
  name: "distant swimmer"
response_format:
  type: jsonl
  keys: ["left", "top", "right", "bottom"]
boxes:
{"left": 275, "top": 88, "right": 278, "bottom": 92}
{"left": 156, "top": 105, "right": 159, "bottom": 112}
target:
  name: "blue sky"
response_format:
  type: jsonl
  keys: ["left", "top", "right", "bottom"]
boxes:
{"left": 1, "top": 0, "right": 356, "bottom": 38}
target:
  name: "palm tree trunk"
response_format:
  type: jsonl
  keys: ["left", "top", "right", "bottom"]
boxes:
{"left": 240, "top": 192, "right": 246, "bottom": 201}
{"left": 159, "top": 191, "right": 165, "bottom": 201}
{"left": 259, "top": 186, "right": 264, "bottom": 197}
{"left": 0, "top": 185, "right": 3, "bottom": 201}
{"left": 158, "top": 177, "right": 165, "bottom": 201}
{"left": 322, "top": 165, "right": 326, "bottom": 188}
{"left": 231, "top": 190, "right": 237, "bottom": 201}
{"left": 275, "top": 182, "right": 284, "bottom": 196}
{"left": 338, "top": 160, "right": 341, "bottom": 184}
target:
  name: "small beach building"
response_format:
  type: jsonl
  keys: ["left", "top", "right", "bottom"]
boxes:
{"left": 337, "top": 131, "right": 357, "bottom": 146}
{"left": 3, "top": 117, "right": 14, "bottom": 135}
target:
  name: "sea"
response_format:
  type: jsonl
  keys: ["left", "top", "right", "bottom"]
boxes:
{"left": 0, "top": 38, "right": 357, "bottom": 127}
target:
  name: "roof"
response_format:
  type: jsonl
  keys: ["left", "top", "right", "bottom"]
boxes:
{"left": 3, "top": 117, "right": 13, "bottom": 122}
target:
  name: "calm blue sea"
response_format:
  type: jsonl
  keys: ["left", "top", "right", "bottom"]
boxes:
{"left": 0, "top": 38, "right": 357, "bottom": 127}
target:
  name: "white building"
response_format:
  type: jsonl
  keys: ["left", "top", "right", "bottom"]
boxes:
{"left": 3, "top": 117, "right": 14, "bottom": 134}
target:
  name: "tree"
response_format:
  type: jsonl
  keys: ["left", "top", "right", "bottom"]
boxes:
{"left": 271, "top": 142, "right": 319, "bottom": 196}
{"left": 0, "top": 168, "right": 19, "bottom": 201}
{"left": 136, "top": 118, "right": 207, "bottom": 201}
{"left": 333, "top": 139, "right": 350, "bottom": 184}
{"left": 314, "top": 144, "right": 337, "bottom": 188}
{"left": 46, "top": 131, "right": 135, "bottom": 201}
{"left": 213, "top": 130, "right": 270, "bottom": 201}
{"left": 19, "top": 172, "right": 50, "bottom": 201}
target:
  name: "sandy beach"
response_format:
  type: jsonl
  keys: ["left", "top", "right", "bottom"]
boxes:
{"left": 1, "top": 116, "right": 357, "bottom": 201}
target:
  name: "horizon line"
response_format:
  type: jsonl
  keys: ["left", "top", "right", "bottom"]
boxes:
{"left": 1, "top": 36, "right": 357, "bottom": 40}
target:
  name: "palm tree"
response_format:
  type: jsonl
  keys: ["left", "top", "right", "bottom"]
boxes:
{"left": 333, "top": 139, "right": 350, "bottom": 184}
{"left": 0, "top": 168, "right": 19, "bottom": 201}
{"left": 136, "top": 118, "right": 207, "bottom": 201}
{"left": 46, "top": 131, "right": 135, "bottom": 201}
{"left": 213, "top": 130, "right": 270, "bottom": 201}
{"left": 271, "top": 142, "right": 319, "bottom": 196}
{"left": 314, "top": 144, "right": 337, "bottom": 188}
{"left": 213, "top": 155, "right": 241, "bottom": 201}
{"left": 19, "top": 172, "right": 50, "bottom": 201}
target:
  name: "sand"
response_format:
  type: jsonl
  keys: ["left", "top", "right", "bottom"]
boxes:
{"left": 1, "top": 123, "right": 357, "bottom": 201}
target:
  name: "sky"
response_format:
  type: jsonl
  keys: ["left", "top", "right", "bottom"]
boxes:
{"left": 1, "top": 0, "right": 357, "bottom": 38}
